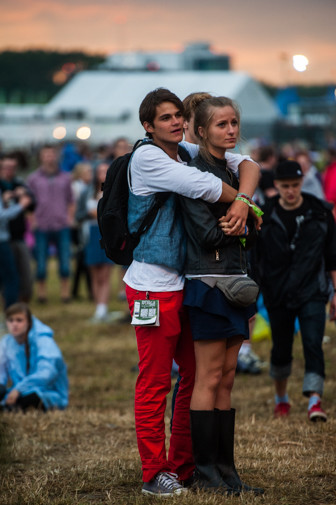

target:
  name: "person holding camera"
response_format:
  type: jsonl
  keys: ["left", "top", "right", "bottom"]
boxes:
{"left": 0, "top": 181, "right": 33, "bottom": 310}
{"left": 0, "top": 154, "right": 36, "bottom": 303}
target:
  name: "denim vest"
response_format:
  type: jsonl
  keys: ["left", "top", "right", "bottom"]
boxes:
{"left": 128, "top": 191, "right": 186, "bottom": 273}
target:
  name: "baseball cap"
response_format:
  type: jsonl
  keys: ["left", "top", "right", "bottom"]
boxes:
{"left": 274, "top": 160, "right": 303, "bottom": 180}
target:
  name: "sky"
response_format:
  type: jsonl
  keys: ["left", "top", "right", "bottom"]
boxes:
{"left": 1, "top": 0, "right": 336, "bottom": 86}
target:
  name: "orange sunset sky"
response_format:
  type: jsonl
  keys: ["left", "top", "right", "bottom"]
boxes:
{"left": 1, "top": 0, "right": 336, "bottom": 86}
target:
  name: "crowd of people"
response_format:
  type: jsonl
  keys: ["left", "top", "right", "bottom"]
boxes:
{"left": 0, "top": 87, "right": 336, "bottom": 497}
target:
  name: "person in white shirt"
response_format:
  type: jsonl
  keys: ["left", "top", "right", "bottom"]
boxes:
{"left": 123, "top": 88, "right": 260, "bottom": 497}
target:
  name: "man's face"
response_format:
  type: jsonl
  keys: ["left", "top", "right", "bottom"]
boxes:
{"left": 144, "top": 102, "right": 184, "bottom": 147}
{"left": 40, "top": 147, "right": 58, "bottom": 173}
{"left": 274, "top": 178, "right": 303, "bottom": 209}
{"left": 1, "top": 158, "right": 17, "bottom": 181}
{"left": 6, "top": 312, "right": 30, "bottom": 344}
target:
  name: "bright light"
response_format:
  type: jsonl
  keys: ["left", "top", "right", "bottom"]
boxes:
{"left": 52, "top": 126, "right": 67, "bottom": 140}
{"left": 293, "top": 54, "right": 309, "bottom": 72}
{"left": 76, "top": 126, "right": 91, "bottom": 140}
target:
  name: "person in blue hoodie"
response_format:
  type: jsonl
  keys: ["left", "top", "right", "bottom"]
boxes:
{"left": 0, "top": 303, "right": 68, "bottom": 411}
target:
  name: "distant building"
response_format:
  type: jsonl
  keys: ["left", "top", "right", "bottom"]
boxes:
{"left": 100, "top": 42, "right": 230, "bottom": 72}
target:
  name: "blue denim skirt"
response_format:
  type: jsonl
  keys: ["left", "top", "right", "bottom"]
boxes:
{"left": 183, "top": 278, "right": 255, "bottom": 341}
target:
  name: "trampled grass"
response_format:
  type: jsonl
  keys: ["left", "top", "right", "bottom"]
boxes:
{"left": 1, "top": 261, "right": 335, "bottom": 504}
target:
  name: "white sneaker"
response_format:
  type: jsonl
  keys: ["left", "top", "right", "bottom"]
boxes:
{"left": 142, "top": 472, "right": 187, "bottom": 496}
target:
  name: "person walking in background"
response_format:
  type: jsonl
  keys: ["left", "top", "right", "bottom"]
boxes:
{"left": 295, "top": 150, "right": 325, "bottom": 200}
{"left": 71, "top": 161, "right": 93, "bottom": 300}
{"left": 322, "top": 148, "right": 336, "bottom": 219}
{"left": 254, "top": 160, "right": 336, "bottom": 421}
{"left": 109, "top": 137, "right": 132, "bottom": 302}
{"left": 179, "top": 96, "right": 263, "bottom": 494}
{"left": 27, "top": 145, "right": 75, "bottom": 303}
{"left": 76, "top": 161, "right": 113, "bottom": 322}
{"left": 0, "top": 302, "right": 68, "bottom": 411}
{"left": 0, "top": 153, "right": 35, "bottom": 303}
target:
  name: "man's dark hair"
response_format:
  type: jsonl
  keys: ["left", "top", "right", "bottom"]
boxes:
{"left": 3, "top": 152, "right": 19, "bottom": 163}
{"left": 139, "top": 88, "right": 184, "bottom": 138}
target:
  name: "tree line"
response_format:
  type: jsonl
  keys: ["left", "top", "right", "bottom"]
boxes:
{"left": 0, "top": 50, "right": 105, "bottom": 104}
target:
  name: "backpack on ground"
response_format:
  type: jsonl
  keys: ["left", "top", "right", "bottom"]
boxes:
{"left": 97, "top": 139, "right": 191, "bottom": 266}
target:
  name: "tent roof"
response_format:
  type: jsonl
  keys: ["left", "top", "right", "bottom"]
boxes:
{"left": 45, "top": 70, "right": 279, "bottom": 123}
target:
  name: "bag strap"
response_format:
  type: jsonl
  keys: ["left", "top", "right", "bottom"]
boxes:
{"left": 132, "top": 192, "right": 170, "bottom": 240}
{"left": 130, "top": 139, "right": 187, "bottom": 240}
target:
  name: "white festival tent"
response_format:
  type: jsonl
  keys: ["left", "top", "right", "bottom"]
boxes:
{"left": 43, "top": 70, "right": 279, "bottom": 143}
{"left": 0, "top": 70, "right": 279, "bottom": 147}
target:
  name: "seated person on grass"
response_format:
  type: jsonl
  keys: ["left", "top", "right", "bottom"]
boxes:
{"left": 0, "top": 303, "right": 68, "bottom": 412}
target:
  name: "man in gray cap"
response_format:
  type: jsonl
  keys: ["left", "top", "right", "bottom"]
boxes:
{"left": 253, "top": 160, "right": 336, "bottom": 421}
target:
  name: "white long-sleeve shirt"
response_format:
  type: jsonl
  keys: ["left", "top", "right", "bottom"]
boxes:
{"left": 124, "top": 142, "right": 253, "bottom": 291}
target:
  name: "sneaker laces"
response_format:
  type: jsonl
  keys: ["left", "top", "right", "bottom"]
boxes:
{"left": 157, "top": 472, "right": 182, "bottom": 490}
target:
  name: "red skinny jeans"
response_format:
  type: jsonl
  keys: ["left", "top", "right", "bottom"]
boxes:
{"left": 126, "top": 285, "right": 195, "bottom": 482}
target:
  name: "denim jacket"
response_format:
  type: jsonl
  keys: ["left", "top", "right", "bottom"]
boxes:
{"left": 128, "top": 191, "right": 186, "bottom": 274}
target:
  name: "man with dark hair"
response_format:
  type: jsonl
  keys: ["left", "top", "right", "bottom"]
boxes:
{"left": 124, "top": 88, "right": 261, "bottom": 496}
{"left": 254, "top": 160, "right": 336, "bottom": 422}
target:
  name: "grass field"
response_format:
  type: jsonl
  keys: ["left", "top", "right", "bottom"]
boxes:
{"left": 1, "top": 261, "right": 336, "bottom": 505}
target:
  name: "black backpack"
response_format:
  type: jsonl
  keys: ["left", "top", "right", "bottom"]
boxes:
{"left": 97, "top": 139, "right": 191, "bottom": 265}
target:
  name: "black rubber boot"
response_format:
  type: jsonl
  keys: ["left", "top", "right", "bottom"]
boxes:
{"left": 190, "top": 409, "right": 239, "bottom": 495}
{"left": 216, "top": 408, "right": 264, "bottom": 495}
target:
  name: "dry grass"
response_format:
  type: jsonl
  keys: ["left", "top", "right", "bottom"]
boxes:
{"left": 1, "top": 260, "right": 336, "bottom": 505}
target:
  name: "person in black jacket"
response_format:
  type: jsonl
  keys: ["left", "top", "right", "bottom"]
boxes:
{"left": 0, "top": 154, "right": 35, "bottom": 302}
{"left": 254, "top": 160, "right": 336, "bottom": 422}
{"left": 179, "top": 96, "right": 263, "bottom": 495}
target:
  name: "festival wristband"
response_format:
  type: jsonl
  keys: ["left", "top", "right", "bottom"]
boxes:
{"left": 235, "top": 196, "right": 264, "bottom": 217}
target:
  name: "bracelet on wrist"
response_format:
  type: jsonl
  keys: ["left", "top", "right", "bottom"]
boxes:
{"left": 235, "top": 195, "right": 264, "bottom": 217}
{"left": 237, "top": 192, "right": 253, "bottom": 203}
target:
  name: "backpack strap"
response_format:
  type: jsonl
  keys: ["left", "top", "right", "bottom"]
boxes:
{"left": 177, "top": 144, "right": 192, "bottom": 163}
{"left": 132, "top": 191, "right": 170, "bottom": 241}
{"left": 129, "top": 139, "right": 189, "bottom": 240}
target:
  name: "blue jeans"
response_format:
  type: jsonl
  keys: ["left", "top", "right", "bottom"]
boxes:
{"left": 34, "top": 228, "right": 71, "bottom": 280}
{"left": 268, "top": 300, "right": 326, "bottom": 397}
{"left": 0, "top": 241, "right": 19, "bottom": 307}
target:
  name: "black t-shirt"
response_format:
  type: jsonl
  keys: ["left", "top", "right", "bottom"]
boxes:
{"left": 275, "top": 198, "right": 310, "bottom": 242}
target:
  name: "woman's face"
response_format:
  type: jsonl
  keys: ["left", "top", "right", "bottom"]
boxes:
{"left": 81, "top": 165, "right": 93, "bottom": 184}
{"left": 96, "top": 163, "right": 109, "bottom": 184}
{"left": 6, "top": 312, "right": 30, "bottom": 344}
{"left": 200, "top": 105, "right": 239, "bottom": 158}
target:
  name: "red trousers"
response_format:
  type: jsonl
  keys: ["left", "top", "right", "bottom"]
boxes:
{"left": 126, "top": 285, "right": 195, "bottom": 483}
